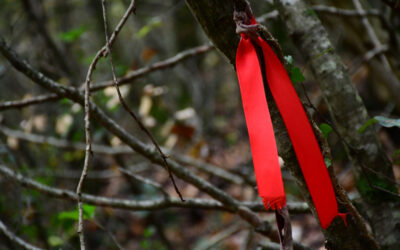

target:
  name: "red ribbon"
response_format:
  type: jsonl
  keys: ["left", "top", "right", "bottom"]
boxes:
{"left": 235, "top": 28, "right": 346, "bottom": 229}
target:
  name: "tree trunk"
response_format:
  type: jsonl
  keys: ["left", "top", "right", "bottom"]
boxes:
{"left": 185, "top": 0, "right": 399, "bottom": 249}
{"left": 273, "top": 0, "right": 400, "bottom": 249}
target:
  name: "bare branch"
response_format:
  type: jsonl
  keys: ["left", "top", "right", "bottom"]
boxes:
{"left": 118, "top": 167, "right": 169, "bottom": 198}
{"left": 73, "top": 1, "right": 138, "bottom": 247}
{"left": 256, "top": 10, "right": 279, "bottom": 23}
{"left": 312, "top": 5, "right": 381, "bottom": 17}
{"left": 0, "top": 125, "right": 252, "bottom": 186}
{"left": 100, "top": 0, "right": 183, "bottom": 201}
{"left": 352, "top": 0, "right": 396, "bottom": 72}
{"left": 76, "top": 36, "right": 95, "bottom": 250}
{"left": 193, "top": 223, "right": 243, "bottom": 250}
{"left": 0, "top": 44, "right": 213, "bottom": 111}
{"left": 0, "top": 125, "right": 132, "bottom": 154}
{"left": 91, "top": 220, "right": 124, "bottom": 250}
{"left": 172, "top": 154, "right": 248, "bottom": 185}
{"left": 0, "top": 164, "right": 308, "bottom": 213}
{"left": 0, "top": 219, "right": 44, "bottom": 250}
{"left": 20, "top": 0, "right": 73, "bottom": 76}
{"left": 363, "top": 45, "right": 389, "bottom": 61}
{"left": 351, "top": 0, "right": 400, "bottom": 124}
{"left": 90, "top": 44, "right": 213, "bottom": 91}
{"left": 0, "top": 93, "right": 59, "bottom": 111}
{"left": 0, "top": 37, "right": 266, "bottom": 232}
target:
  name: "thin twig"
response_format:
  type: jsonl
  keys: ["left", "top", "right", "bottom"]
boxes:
{"left": 352, "top": 0, "right": 392, "bottom": 69}
{"left": 76, "top": 33, "right": 95, "bottom": 250}
{"left": 351, "top": 0, "right": 400, "bottom": 87}
{"left": 100, "top": 0, "right": 183, "bottom": 201}
{"left": 0, "top": 38, "right": 272, "bottom": 233}
{"left": 90, "top": 44, "right": 212, "bottom": 91}
{"left": 0, "top": 45, "right": 213, "bottom": 111}
{"left": 350, "top": 0, "right": 400, "bottom": 110}
{"left": 21, "top": 0, "right": 72, "bottom": 76}
{"left": 312, "top": 5, "right": 381, "bottom": 17}
{"left": 0, "top": 164, "right": 309, "bottom": 213}
{"left": 363, "top": 44, "right": 389, "bottom": 61}
{"left": 256, "top": 10, "right": 279, "bottom": 23}
{"left": 0, "top": 93, "right": 59, "bottom": 111}
{"left": 193, "top": 223, "right": 243, "bottom": 250}
{"left": 0, "top": 219, "right": 44, "bottom": 250}
{"left": 0, "top": 36, "right": 236, "bottom": 206}
{"left": 27, "top": 168, "right": 122, "bottom": 180}
{"left": 0, "top": 125, "right": 250, "bottom": 186}
{"left": 118, "top": 167, "right": 170, "bottom": 198}
{"left": 171, "top": 154, "right": 246, "bottom": 185}
{"left": 241, "top": 229, "right": 254, "bottom": 250}
{"left": 0, "top": 125, "right": 132, "bottom": 155}
{"left": 74, "top": 1, "right": 137, "bottom": 248}
{"left": 300, "top": 82, "right": 400, "bottom": 190}
{"left": 92, "top": 219, "right": 125, "bottom": 250}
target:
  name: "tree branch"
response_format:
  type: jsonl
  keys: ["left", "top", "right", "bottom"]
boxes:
{"left": 0, "top": 44, "right": 213, "bottom": 111}
{"left": 0, "top": 219, "right": 44, "bottom": 250}
{"left": 20, "top": 0, "right": 73, "bottom": 77}
{"left": 273, "top": 0, "right": 398, "bottom": 248}
{"left": 351, "top": 0, "right": 400, "bottom": 109}
{"left": 118, "top": 167, "right": 169, "bottom": 198}
{"left": 0, "top": 164, "right": 308, "bottom": 213}
{"left": 76, "top": 1, "right": 138, "bottom": 248}
{"left": 312, "top": 5, "right": 381, "bottom": 17}
{"left": 0, "top": 36, "right": 270, "bottom": 235}
{"left": 0, "top": 125, "right": 251, "bottom": 186}
{"left": 100, "top": 0, "right": 183, "bottom": 201}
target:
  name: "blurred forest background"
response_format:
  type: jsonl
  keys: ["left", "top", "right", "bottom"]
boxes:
{"left": 0, "top": 0, "right": 399, "bottom": 249}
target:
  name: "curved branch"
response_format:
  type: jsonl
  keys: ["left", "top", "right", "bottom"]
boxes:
{"left": 0, "top": 37, "right": 269, "bottom": 233}
{"left": 0, "top": 45, "right": 213, "bottom": 111}
{"left": 0, "top": 164, "right": 308, "bottom": 213}
{"left": 0, "top": 219, "right": 44, "bottom": 250}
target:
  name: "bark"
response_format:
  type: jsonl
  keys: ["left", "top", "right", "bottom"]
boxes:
{"left": 273, "top": 1, "right": 399, "bottom": 249}
{"left": 185, "top": 0, "right": 398, "bottom": 249}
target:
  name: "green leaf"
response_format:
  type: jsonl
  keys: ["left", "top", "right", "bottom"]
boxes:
{"left": 143, "top": 226, "right": 155, "bottom": 238}
{"left": 58, "top": 209, "right": 79, "bottom": 221}
{"left": 374, "top": 116, "right": 400, "bottom": 128}
{"left": 356, "top": 175, "right": 398, "bottom": 203}
{"left": 115, "top": 64, "right": 129, "bottom": 77}
{"left": 325, "top": 158, "right": 332, "bottom": 168}
{"left": 304, "top": 9, "right": 317, "bottom": 17}
{"left": 319, "top": 123, "right": 333, "bottom": 139}
{"left": 59, "top": 98, "right": 71, "bottom": 105}
{"left": 72, "top": 131, "right": 84, "bottom": 142}
{"left": 136, "top": 18, "right": 162, "bottom": 39}
{"left": 21, "top": 225, "right": 39, "bottom": 240}
{"left": 140, "top": 240, "right": 150, "bottom": 249}
{"left": 289, "top": 67, "right": 305, "bottom": 83}
{"left": 83, "top": 204, "right": 96, "bottom": 218}
{"left": 358, "top": 118, "right": 378, "bottom": 133}
{"left": 59, "top": 27, "right": 86, "bottom": 42}
{"left": 57, "top": 204, "right": 96, "bottom": 221}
